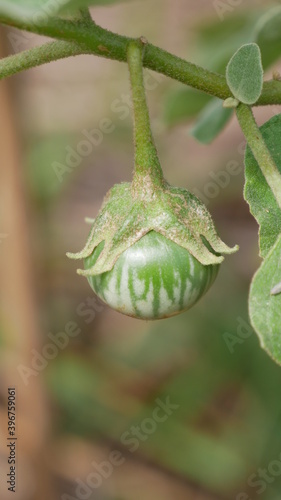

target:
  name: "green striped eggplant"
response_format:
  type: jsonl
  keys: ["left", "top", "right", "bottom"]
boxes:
{"left": 67, "top": 179, "right": 236, "bottom": 321}
{"left": 84, "top": 231, "right": 219, "bottom": 320}
{"left": 67, "top": 40, "right": 238, "bottom": 321}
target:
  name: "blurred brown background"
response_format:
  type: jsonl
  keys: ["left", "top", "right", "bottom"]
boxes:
{"left": 1, "top": 1, "right": 281, "bottom": 499}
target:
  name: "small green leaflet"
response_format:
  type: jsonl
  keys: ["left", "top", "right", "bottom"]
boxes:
{"left": 244, "top": 114, "right": 281, "bottom": 258}
{"left": 189, "top": 98, "right": 233, "bottom": 145}
{"left": 249, "top": 234, "right": 281, "bottom": 365}
{"left": 226, "top": 43, "right": 263, "bottom": 105}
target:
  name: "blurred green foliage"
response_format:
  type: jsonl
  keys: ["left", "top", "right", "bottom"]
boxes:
{"left": 165, "top": 7, "right": 281, "bottom": 145}
{"left": 190, "top": 98, "right": 233, "bottom": 144}
{"left": 24, "top": 134, "right": 75, "bottom": 207}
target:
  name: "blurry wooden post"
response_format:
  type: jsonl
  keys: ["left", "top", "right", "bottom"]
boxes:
{"left": 0, "top": 29, "right": 53, "bottom": 499}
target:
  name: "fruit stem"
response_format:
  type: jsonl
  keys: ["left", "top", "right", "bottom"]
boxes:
{"left": 127, "top": 39, "right": 164, "bottom": 185}
{"left": 236, "top": 103, "right": 281, "bottom": 210}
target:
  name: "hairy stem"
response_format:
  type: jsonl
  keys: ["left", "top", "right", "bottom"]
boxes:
{"left": 127, "top": 39, "right": 163, "bottom": 183}
{"left": 0, "top": 13, "right": 280, "bottom": 105}
{"left": 1, "top": 15, "right": 228, "bottom": 96}
{"left": 0, "top": 40, "right": 89, "bottom": 79}
{"left": 236, "top": 103, "right": 281, "bottom": 210}
{"left": 0, "top": 14, "right": 281, "bottom": 104}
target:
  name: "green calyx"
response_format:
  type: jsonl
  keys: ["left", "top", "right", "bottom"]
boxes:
{"left": 67, "top": 39, "right": 238, "bottom": 276}
{"left": 67, "top": 178, "right": 238, "bottom": 276}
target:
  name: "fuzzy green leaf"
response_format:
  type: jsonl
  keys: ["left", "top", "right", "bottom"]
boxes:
{"left": 249, "top": 233, "right": 281, "bottom": 365}
{"left": 226, "top": 43, "right": 263, "bottom": 105}
{"left": 190, "top": 98, "right": 232, "bottom": 144}
{"left": 244, "top": 114, "right": 281, "bottom": 258}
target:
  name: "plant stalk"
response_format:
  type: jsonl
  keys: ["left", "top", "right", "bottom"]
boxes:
{"left": 127, "top": 39, "right": 163, "bottom": 184}
{"left": 236, "top": 103, "right": 281, "bottom": 210}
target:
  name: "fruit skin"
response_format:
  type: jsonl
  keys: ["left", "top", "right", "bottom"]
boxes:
{"left": 84, "top": 231, "right": 219, "bottom": 320}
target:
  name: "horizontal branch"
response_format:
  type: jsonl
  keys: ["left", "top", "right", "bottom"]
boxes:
{"left": 0, "top": 40, "right": 89, "bottom": 80}
{"left": 0, "top": 15, "right": 231, "bottom": 97}
{"left": 0, "top": 13, "right": 281, "bottom": 105}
